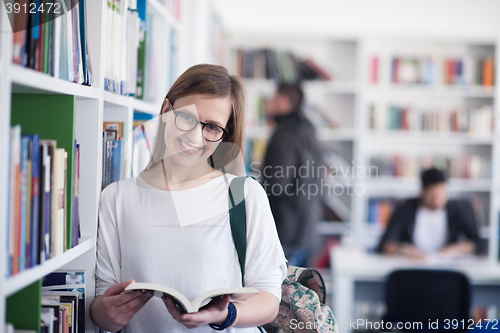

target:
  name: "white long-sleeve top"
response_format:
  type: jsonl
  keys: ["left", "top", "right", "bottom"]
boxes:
{"left": 96, "top": 173, "right": 287, "bottom": 333}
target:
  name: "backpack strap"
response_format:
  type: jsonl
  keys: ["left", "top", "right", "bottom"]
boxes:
{"left": 228, "top": 176, "right": 249, "bottom": 287}
{"left": 228, "top": 176, "right": 273, "bottom": 333}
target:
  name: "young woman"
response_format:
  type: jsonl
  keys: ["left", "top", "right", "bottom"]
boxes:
{"left": 90, "top": 64, "right": 287, "bottom": 332}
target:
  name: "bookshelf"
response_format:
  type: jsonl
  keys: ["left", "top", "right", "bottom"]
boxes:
{"left": 229, "top": 36, "right": 361, "bottom": 244}
{"left": 360, "top": 37, "right": 498, "bottom": 257}
{"left": 227, "top": 33, "right": 500, "bottom": 263}
{"left": 0, "top": 0, "right": 227, "bottom": 331}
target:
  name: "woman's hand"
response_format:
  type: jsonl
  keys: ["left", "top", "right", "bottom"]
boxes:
{"left": 439, "top": 240, "right": 475, "bottom": 256}
{"left": 162, "top": 294, "right": 230, "bottom": 329}
{"left": 90, "top": 280, "right": 154, "bottom": 332}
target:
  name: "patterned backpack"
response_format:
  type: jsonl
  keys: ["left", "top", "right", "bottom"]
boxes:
{"left": 228, "top": 177, "right": 338, "bottom": 333}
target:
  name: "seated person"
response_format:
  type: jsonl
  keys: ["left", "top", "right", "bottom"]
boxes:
{"left": 377, "top": 168, "right": 483, "bottom": 259}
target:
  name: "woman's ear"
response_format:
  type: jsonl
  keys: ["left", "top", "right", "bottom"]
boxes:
{"left": 161, "top": 98, "right": 170, "bottom": 123}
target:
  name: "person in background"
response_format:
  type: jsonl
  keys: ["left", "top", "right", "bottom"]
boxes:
{"left": 377, "top": 168, "right": 483, "bottom": 259}
{"left": 261, "top": 83, "right": 324, "bottom": 267}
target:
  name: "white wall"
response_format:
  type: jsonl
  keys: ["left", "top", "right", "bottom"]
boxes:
{"left": 213, "top": 0, "right": 500, "bottom": 40}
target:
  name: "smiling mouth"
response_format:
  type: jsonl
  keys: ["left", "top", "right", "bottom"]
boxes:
{"left": 179, "top": 139, "right": 202, "bottom": 152}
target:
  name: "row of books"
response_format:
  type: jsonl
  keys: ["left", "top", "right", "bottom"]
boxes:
{"left": 245, "top": 138, "right": 267, "bottom": 177}
{"left": 246, "top": 95, "right": 340, "bottom": 134}
{"left": 246, "top": 95, "right": 267, "bottom": 130}
{"left": 369, "top": 154, "right": 491, "bottom": 181}
{"left": 105, "top": 0, "right": 178, "bottom": 101}
{"left": 41, "top": 271, "right": 86, "bottom": 333}
{"left": 102, "top": 122, "right": 127, "bottom": 189}
{"left": 369, "top": 104, "right": 493, "bottom": 134}
{"left": 367, "top": 198, "right": 399, "bottom": 228}
{"left": 7, "top": 125, "right": 81, "bottom": 276}
{"left": 236, "top": 49, "right": 332, "bottom": 83}
{"left": 104, "top": 113, "right": 159, "bottom": 181}
{"left": 12, "top": 0, "right": 93, "bottom": 85}
{"left": 132, "top": 112, "right": 156, "bottom": 177}
{"left": 386, "top": 55, "right": 495, "bottom": 86}
{"left": 104, "top": 0, "right": 130, "bottom": 94}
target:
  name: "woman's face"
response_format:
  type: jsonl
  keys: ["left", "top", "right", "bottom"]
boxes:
{"left": 161, "top": 94, "right": 232, "bottom": 169}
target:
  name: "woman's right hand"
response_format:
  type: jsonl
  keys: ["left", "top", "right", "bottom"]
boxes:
{"left": 90, "top": 280, "right": 154, "bottom": 332}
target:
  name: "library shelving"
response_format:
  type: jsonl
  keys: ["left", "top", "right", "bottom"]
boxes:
{"left": 0, "top": 0, "right": 216, "bottom": 331}
{"left": 360, "top": 37, "right": 498, "bottom": 256}
{"left": 229, "top": 36, "right": 362, "bottom": 241}
{"left": 227, "top": 33, "right": 500, "bottom": 264}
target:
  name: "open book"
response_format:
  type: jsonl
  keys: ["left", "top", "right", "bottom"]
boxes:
{"left": 124, "top": 282, "right": 260, "bottom": 313}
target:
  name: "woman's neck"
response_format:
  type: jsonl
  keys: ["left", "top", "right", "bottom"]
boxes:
{"left": 141, "top": 158, "right": 222, "bottom": 191}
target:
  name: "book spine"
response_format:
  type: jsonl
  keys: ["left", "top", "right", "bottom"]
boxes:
{"left": 110, "top": 140, "right": 122, "bottom": 183}
{"left": 25, "top": 137, "right": 33, "bottom": 269}
{"left": 19, "top": 137, "right": 29, "bottom": 271}
{"left": 79, "top": 0, "right": 88, "bottom": 85}
{"left": 50, "top": 144, "right": 58, "bottom": 258}
{"left": 8, "top": 126, "right": 21, "bottom": 275}
{"left": 43, "top": 143, "right": 52, "bottom": 263}
{"left": 136, "top": 0, "right": 146, "bottom": 99}
{"left": 63, "top": 151, "right": 68, "bottom": 252}
{"left": 74, "top": 143, "right": 80, "bottom": 246}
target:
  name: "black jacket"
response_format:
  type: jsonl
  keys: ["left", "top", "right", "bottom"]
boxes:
{"left": 261, "top": 112, "right": 324, "bottom": 262}
{"left": 376, "top": 198, "right": 484, "bottom": 254}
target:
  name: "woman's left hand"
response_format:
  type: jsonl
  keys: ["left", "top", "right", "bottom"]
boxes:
{"left": 162, "top": 295, "right": 230, "bottom": 329}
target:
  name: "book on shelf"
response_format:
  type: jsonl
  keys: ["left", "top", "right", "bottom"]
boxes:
{"left": 72, "top": 141, "right": 81, "bottom": 246}
{"left": 7, "top": 125, "right": 81, "bottom": 276}
{"left": 132, "top": 112, "right": 156, "bottom": 176}
{"left": 135, "top": 0, "right": 147, "bottom": 99}
{"left": 389, "top": 55, "right": 495, "bottom": 87}
{"left": 369, "top": 103, "right": 493, "bottom": 135}
{"left": 245, "top": 138, "right": 267, "bottom": 177}
{"left": 42, "top": 271, "right": 86, "bottom": 333}
{"left": 236, "top": 48, "right": 331, "bottom": 83}
{"left": 11, "top": 0, "right": 93, "bottom": 85}
{"left": 168, "top": 29, "right": 179, "bottom": 89}
{"left": 102, "top": 121, "right": 128, "bottom": 188}
{"left": 370, "top": 55, "right": 379, "bottom": 84}
{"left": 369, "top": 154, "right": 491, "bottom": 181}
{"left": 126, "top": 1, "right": 140, "bottom": 96}
{"left": 367, "top": 198, "right": 400, "bottom": 229}
{"left": 124, "top": 282, "right": 259, "bottom": 314}
{"left": 102, "top": 137, "right": 123, "bottom": 189}
{"left": 42, "top": 292, "right": 79, "bottom": 333}
{"left": 105, "top": 0, "right": 124, "bottom": 93}
{"left": 41, "top": 295, "right": 61, "bottom": 333}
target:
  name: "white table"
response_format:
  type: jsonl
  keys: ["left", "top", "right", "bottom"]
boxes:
{"left": 330, "top": 245, "right": 500, "bottom": 332}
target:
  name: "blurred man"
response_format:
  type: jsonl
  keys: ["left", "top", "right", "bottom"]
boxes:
{"left": 377, "top": 168, "right": 483, "bottom": 258}
{"left": 261, "top": 83, "right": 324, "bottom": 267}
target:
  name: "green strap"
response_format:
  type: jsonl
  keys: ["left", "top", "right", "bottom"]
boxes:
{"left": 228, "top": 176, "right": 267, "bottom": 332}
{"left": 228, "top": 176, "right": 248, "bottom": 287}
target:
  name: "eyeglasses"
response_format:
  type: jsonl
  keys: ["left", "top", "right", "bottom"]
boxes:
{"left": 170, "top": 103, "right": 229, "bottom": 142}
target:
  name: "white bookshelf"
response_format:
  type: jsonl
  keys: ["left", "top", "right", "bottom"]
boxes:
{"left": 228, "top": 35, "right": 362, "bottom": 238}
{"left": 0, "top": 0, "right": 224, "bottom": 331}
{"left": 359, "top": 37, "right": 498, "bottom": 260}
{"left": 227, "top": 33, "right": 500, "bottom": 263}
